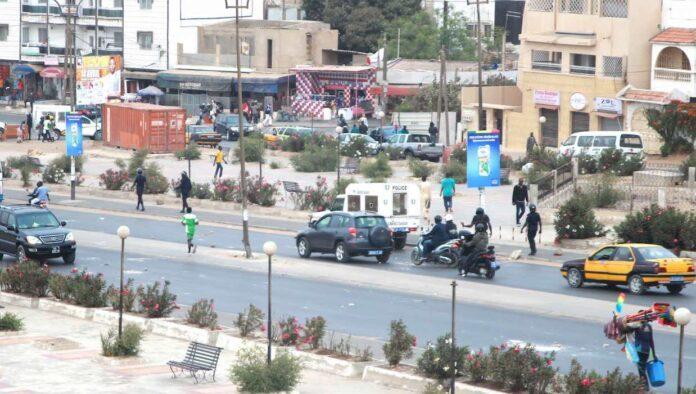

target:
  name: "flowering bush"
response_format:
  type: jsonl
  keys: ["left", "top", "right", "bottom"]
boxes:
{"left": 143, "top": 162, "right": 170, "bottom": 194}
{"left": 101, "top": 323, "right": 143, "bottom": 357}
{"left": 187, "top": 299, "right": 218, "bottom": 329}
{"left": 280, "top": 134, "right": 306, "bottom": 152}
{"left": 291, "top": 177, "right": 335, "bottom": 211}
{"left": 304, "top": 316, "right": 326, "bottom": 350}
{"left": 578, "top": 150, "right": 644, "bottom": 176}
{"left": 408, "top": 159, "right": 434, "bottom": 179}
{"left": 341, "top": 136, "right": 371, "bottom": 158}
{"left": 278, "top": 316, "right": 304, "bottom": 347}
{"left": 105, "top": 278, "right": 138, "bottom": 313}
{"left": 229, "top": 346, "right": 303, "bottom": 393}
{"left": 235, "top": 134, "right": 266, "bottom": 162}
{"left": 559, "top": 359, "right": 642, "bottom": 394}
{"left": 42, "top": 162, "right": 66, "bottom": 184}
{"left": 192, "top": 182, "right": 213, "bottom": 199}
{"left": 234, "top": 304, "right": 265, "bottom": 338}
{"left": 464, "top": 349, "right": 489, "bottom": 383}
{"left": 175, "top": 144, "right": 201, "bottom": 160}
{"left": 417, "top": 334, "right": 468, "bottom": 380}
{"left": 138, "top": 280, "right": 177, "bottom": 318}
{"left": 99, "top": 168, "right": 130, "bottom": 191}
{"left": 0, "top": 261, "right": 51, "bottom": 297}
{"left": 449, "top": 144, "right": 467, "bottom": 164}
{"left": 382, "top": 319, "right": 416, "bottom": 367}
{"left": 247, "top": 176, "right": 279, "bottom": 207}
{"left": 213, "top": 178, "right": 242, "bottom": 202}
{"left": 554, "top": 195, "right": 607, "bottom": 240}
{"left": 615, "top": 205, "right": 696, "bottom": 251}
{"left": 48, "top": 269, "right": 107, "bottom": 308}
{"left": 578, "top": 154, "right": 598, "bottom": 175}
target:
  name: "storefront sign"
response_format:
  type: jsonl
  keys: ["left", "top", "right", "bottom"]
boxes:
{"left": 76, "top": 55, "right": 123, "bottom": 105}
{"left": 44, "top": 56, "right": 59, "bottom": 66}
{"left": 65, "top": 114, "right": 83, "bottom": 157}
{"left": 594, "top": 97, "right": 622, "bottom": 114}
{"left": 570, "top": 93, "right": 587, "bottom": 110}
{"left": 533, "top": 89, "right": 560, "bottom": 106}
{"left": 467, "top": 131, "right": 501, "bottom": 188}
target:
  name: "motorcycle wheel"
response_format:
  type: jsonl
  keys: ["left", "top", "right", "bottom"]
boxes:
{"left": 411, "top": 248, "right": 423, "bottom": 265}
{"left": 442, "top": 251, "right": 459, "bottom": 268}
{"left": 485, "top": 269, "right": 496, "bottom": 279}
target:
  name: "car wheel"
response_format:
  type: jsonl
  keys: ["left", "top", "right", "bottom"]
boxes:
{"left": 297, "top": 238, "right": 311, "bottom": 258}
{"left": 377, "top": 252, "right": 390, "bottom": 264}
{"left": 411, "top": 248, "right": 423, "bottom": 265}
{"left": 393, "top": 237, "right": 406, "bottom": 250}
{"left": 16, "top": 245, "right": 28, "bottom": 263}
{"left": 567, "top": 268, "right": 584, "bottom": 288}
{"left": 628, "top": 275, "right": 647, "bottom": 295}
{"left": 667, "top": 284, "right": 684, "bottom": 295}
{"left": 404, "top": 150, "right": 414, "bottom": 158}
{"left": 62, "top": 252, "right": 76, "bottom": 265}
{"left": 335, "top": 242, "right": 349, "bottom": 263}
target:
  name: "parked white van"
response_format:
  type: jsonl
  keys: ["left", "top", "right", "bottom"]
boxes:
{"left": 32, "top": 104, "right": 100, "bottom": 139}
{"left": 558, "top": 131, "right": 644, "bottom": 158}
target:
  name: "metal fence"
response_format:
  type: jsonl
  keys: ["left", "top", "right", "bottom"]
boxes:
{"left": 535, "top": 162, "right": 574, "bottom": 201}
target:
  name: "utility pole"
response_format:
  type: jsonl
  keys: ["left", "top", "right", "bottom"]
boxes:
{"left": 281, "top": 0, "right": 286, "bottom": 20}
{"left": 63, "top": 9, "right": 69, "bottom": 106}
{"left": 381, "top": 33, "right": 388, "bottom": 121}
{"left": 469, "top": 0, "right": 487, "bottom": 131}
{"left": 441, "top": 47, "right": 449, "bottom": 146}
{"left": 46, "top": 2, "right": 50, "bottom": 56}
{"left": 396, "top": 28, "right": 401, "bottom": 59}
{"left": 95, "top": 0, "right": 99, "bottom": 56}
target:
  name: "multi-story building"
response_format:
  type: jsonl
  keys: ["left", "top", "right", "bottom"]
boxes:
{"left": 504, "top": 0, "right": 662, "bottom": 150}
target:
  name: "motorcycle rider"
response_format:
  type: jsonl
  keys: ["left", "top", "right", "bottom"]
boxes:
{"left": 459, "top": 223, "right": 489, "bottom": 277}
{"left": 29, "top": 181, "right": 49, "bottom": 207}
{"left": 462, "top": 207, "right": 493, "bottom": 236}
{"left": 421, "top": 215, "right": 448, "bottom": 261}
{"left": 444, "top": 214, "right": 458, "bottom": 239}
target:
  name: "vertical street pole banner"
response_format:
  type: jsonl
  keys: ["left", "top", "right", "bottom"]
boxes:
{"left": 466, "top": 131, "right": 501, "bottom": 188}
{"left": 65, "top": 114, "right": 83, "bottom": 157}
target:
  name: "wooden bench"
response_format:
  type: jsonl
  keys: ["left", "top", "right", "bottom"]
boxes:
{"left": 167, "top": 342, "right": 223, "bottom": 383}
{"left": 283, "top": 181, "right": 306, "bottom": 208}
{"left": 340, "top": 157, "right": 359, "bottom": 174}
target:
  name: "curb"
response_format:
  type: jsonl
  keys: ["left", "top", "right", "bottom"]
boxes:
{"left": 362, "top": 366, "right": 502, "bottom": 393}
{"left": 289, "top": 349, "right": 377, "bottom": 378}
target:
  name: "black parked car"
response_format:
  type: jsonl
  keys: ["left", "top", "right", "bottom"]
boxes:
{"left": 0, "top": 205, "right": 76, "bottom": 264}
{"left": 214, "top": 114, "right": 255, "bottom": 141}
{"left": 295, "top": 212, "right": 393, "bottom": 263}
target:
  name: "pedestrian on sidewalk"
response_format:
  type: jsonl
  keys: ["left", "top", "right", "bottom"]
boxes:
{"left": 133, "top": 168, "right": 146, "bottom": 211}
{"left": 428, "top": 122, "right": 438, "bottom": 143}
{"left": 520, "top": 204, "right": 541, "bottom": 255}
{"left": 419, "top": 175, "right": 432, "bottom": 227}
{"left": 181, "top": 207, "right": 199, "bottom": 254}
{"left": 632, "top": 320, "right": 657, "bottom": 391}
{"left": 526, "top": 132, "right": 537, "bottom": 156}
{"left": 512, "top": 177, "right": 529, "bottom": 225}
{"left": 25, "top": 111, "right": 32, "bottom": 141}
{"left": 440, "top": 173, "right": 456, "bottom": 213}
{"left": 179, "top": 171, "right": 192, "bottom": 213}
{"left": 213, "top": 146, "right": 227, "bottom": 179}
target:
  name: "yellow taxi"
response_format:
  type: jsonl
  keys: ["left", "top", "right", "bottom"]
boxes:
{"left": 560, "top": 244, "right": 695, "bottom": 295}
{"left": 263, "top": 126, "right": 314, "bottom": 144}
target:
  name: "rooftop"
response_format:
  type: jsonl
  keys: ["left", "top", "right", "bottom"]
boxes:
{"left": 204, "top": 19, "right": 331, "bottom": 33}
{"left": 388, "top": 58, "right": 478, "bottom": 72}
{"left": 651, "top": 28, "right": 696, "bottom": 45}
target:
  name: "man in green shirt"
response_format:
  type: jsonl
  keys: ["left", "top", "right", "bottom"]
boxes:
{"left": 181, "top": 207, "right": 199, "bottom": 254}
{"left": 440, "top": 173, "right": 456, "bottom": 213}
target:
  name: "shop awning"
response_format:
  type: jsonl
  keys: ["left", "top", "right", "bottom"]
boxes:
{"left": 40, "top": 67, "right": 65, "bottom": 79}
{"left": 156, "top": 69, "right": 293, "bottom": 93}
{"left": 535, "top": 104, "right": 559, "bottom": 110}
{"left": 369, "top": 85, "right": 419, "bottom": 97}
{"left": 124, "top": 70, "right": 158, "bottom": 80}
{"left": 12, "top": 64, "right": 42, "bottom": 76}
{"left": 595, "top": 111, "right": 620, "bottom": 119}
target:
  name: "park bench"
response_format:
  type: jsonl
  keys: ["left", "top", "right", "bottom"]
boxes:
{"left": 340, "top": 157, "right": 359, "bottom": 174}
{"left": 283, "top": 181, "right": 306, "bottom": 208}
{"left": 167, "top": 342, "right": 223, "bottom": 384}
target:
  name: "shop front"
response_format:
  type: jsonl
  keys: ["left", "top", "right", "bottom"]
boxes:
{"left": 534, "top": 89, "right": 560, "bottom": 147}
{"left": 594, "top": 97, "right": 623, "bottom": 131}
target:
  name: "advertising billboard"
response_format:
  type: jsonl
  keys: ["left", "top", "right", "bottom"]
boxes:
{"left": 65, "top": 114, "right": 83, "bottom": 157}
{"left": 76, "top": 55, "right": 123, "bottom": 105}
{"left": 466, "top": 131, "right": 501, "bottom": 188}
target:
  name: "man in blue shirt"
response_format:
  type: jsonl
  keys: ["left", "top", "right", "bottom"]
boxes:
{"left": 422, "top": 215, "right": 448, "bottom": 259}
{"left": 440, "top": 173, "right": 456, "bottom": 213}
{"left": 30, "top": 181, "right": 49, "bottom": 206}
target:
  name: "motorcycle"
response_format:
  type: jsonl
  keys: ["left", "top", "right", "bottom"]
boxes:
{"left": 411, "top": 232, "right": 462, "bottom": 267}
{"left": 27, "top": 193, "right": 48, "bottom": 208}
{"left": 459, "top": 243, "right": 499, "bottom": 279}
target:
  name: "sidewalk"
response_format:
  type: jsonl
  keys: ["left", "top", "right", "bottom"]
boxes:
{"left": 0, "top": 304, "right": 410, "bottom": 393}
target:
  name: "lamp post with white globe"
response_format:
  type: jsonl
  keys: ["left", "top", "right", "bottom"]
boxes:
{"left": 117, "top": 225, "right": 130, "bottom": 338}
{"left": 675, "top": 307, "right": 691, "bottom": 394}
{"left": 263, "top": 241, "right": 277, "bottom": 365}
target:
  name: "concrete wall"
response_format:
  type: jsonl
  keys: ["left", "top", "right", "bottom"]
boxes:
{"left": 662, "top": 0, "right": 696, "bottom": 29}
{"left": 0, "top": 0, "right": 21, "bottom": 61}
{"left": 123, "top": 0, "right": 169, "bottom": 71}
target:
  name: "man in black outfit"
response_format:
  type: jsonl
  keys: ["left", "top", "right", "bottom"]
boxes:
{"left": 428, "top": 122, "right": 438, "bottom": 143}
{"left": 462, "top": 207, "right": 492, "bottom": 236}
{"left": 422, "top": 215, "right": 448, "bottom": 259}
{"left": 633, "top": 320, "right": 657, "bottom": 391}
{"left": 133, "top": 168, "right": 147, "bottom": 211}
{"left": 26, "top": 112, "right": 32, "bottom": 141}
{"left": 521, "top": 204, "right": 541, "bottom": 255}
{"left": 512, "top": 178, "right": 529, "bottom": 225}
{"left": 179, "top": 171, "right": 192, "bottom": 213}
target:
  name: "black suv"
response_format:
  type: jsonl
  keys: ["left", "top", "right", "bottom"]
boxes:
{"left": 296, "top": 212, "right": 393, "bottom": 263}
{"left": 214, "top": 114, "right": 254, "bottom": 141}
{"left": 0, "top": 205, "right": 76, "bottom": 264}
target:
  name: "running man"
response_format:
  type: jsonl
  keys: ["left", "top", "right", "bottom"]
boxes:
{"left": 181, "top": 207, "right": 199, "bottom": 254}
{"left": 213, "top": 146, "right": 227, "bottom": 179}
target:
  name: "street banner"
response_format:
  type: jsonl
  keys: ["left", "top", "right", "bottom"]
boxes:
{"left": 65, "top": 114, "right": 83, "bottom": 157}
{"left": 466, "top": 131, "right": 501, "bottom": 188}
{"left": 76, "top": 55, "right": 123, "bottom": 105}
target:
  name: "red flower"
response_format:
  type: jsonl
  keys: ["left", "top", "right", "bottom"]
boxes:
{"left": 412, "top": 337, "right": 417, "bottom": 347}
{"left": 531, "top": 367, "right": 537, "bottom": 374}
{"left": 260, "top": 324, "right": 266, "bottom": 332}
{"left": 154, "top": 304, "right": 160, "bottom": 311}
{"left": 546, "top": 359, "right": 553, "bottom": 366}
{"left": 282, "top": 333, "right": 290, "bottom": 340}
{"left": 70, "top": 267, "right": 78, "bottom": 273}
{"left": 581, "top": 378, "right": 591, "bottom": 387}
{"left": 513, "top": 347, "right": 520, "bottom": 354}
{"left": 466, "top": 354, "right": 474, "bottom": 361}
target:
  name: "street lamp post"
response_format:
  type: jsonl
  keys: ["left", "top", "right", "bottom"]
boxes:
{"left": 538, "top": 116, "right": 547, "bottom": 146}
{"left": 116, "top": 225, "right": 130, "bottom": 338}
{"left": 675, "top": 307, "right": 692, "bottom": 394}
{"left": 450, "top": 280, "right": 456, "bottom": 394}
{"left": 335, "top": 126, "right": 343, "bottom": 184}
{"left": 263, "top": 241, "right": 277, "bottom": 365}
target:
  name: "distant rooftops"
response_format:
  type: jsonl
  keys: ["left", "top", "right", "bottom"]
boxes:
{"left": 651, "top": 28, "right": 696, "bottom": 45}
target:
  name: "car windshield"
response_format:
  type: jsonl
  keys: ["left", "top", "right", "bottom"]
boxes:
{"left": 635, "top": 246, "right": 677, "bottom": 260}
{"left": 355, "top": 216, "right": 387, "bottom": 228}
{"left": 593, "top": 136, "right": 616, "bottom": 147}
{"left": 620, "top": 135, "right": 642, "bottom": 148}
{"left": 16, "top": 212, "right": 60, "bottom": 230}
{"left": 224, "top": 115, "right": 249, "bottom": 126}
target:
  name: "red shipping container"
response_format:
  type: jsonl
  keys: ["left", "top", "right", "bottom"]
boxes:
{"left": 102, "top": 103, "right": 186, "bottom": 153}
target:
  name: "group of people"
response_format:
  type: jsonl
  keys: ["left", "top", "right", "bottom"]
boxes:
{"left": 337, "top": 114, "right": 369, "bottom": 134}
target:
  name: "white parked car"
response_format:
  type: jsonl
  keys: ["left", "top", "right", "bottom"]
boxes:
{"left": 338, "top": 133, "right": 381, "bottom": 155}
{"left": 33, "top": 104, "right": 100, "bottom": 139}
{"left": 558, "top": 131, "right": 644, "bottom": 158}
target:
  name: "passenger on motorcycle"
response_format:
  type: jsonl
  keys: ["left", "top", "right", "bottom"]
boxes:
{"left": 422, "top": 215, "right": 449, "bottom": 259}
{"left": 458, "top": 223, "right": 489, "bottom": 276}
{"left": 462, "top": 207, "right": 492, "bottom": 236}
{"left": 29, "top": 181, "right": 50, "bottom": 207}
{"left": 444, "top": 214, "right": 458, "bottom": 239}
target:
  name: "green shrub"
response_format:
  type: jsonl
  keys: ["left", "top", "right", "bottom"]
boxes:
{"left": 187, "top": 299, "right": 218, "bottom": 330}
{"left": 101, "top": 323, "right": 144, "bottom": 357}
{"left": 680, "top": 152, "right": 696, "bottom": 176}
{"left": 560, "top": 359, "right": 642, "bottom": 394}
{"left": 577, "top": 154, "right": 598, "bottom": 174}
{"left": 212, "top": 178, "right": 241, "bottom": 202}
{"left": 127, "top": 149, "right": 149, "bottom": 178}
{"left": 230, "top": 346, "right": 302, "bottom": 393}
{"left": 42, "top": 162, "right": 66, "bottom": 184}
{"left": 0, "top": 312, "right": 24, "bottom": 331}
{"left": 382, "top": 146, "right": 403, "bottom": 160}
{"left": 597, "top": 149, "right": 623, "bottom": 172}
{"left": 191, "top": 182, "right": 213, "bottom": 199}
{"left": 304, "top": 316, "right": 326, "bottom": 350}
{"left": 50, "top": 154, "right": 85, "bottom": 173}
{"left": 234, "top": 304, "right": 265, "bottom": 338}
{"left": 19, "top": 164, "right": 34, "bottom": 187}
{"left": 408, "top": 159, "right": 433, "bottom": 179}
{"left": 143, "top": 162, "right": 169, "bottom": 194}
{"left": 449, "top": 144, "right": 466, "bottom": 163}
{"left": 48, "top": 269, "right": 107, "bottom": 307}
{"left": 246, "top": 176, "right": 279, "bottom": 207}
{"left": 269, "top": 161, "right": 281, "bottom": 169}
{"left": 554, "top": 195, "right": 607, "bottom": 240}
{"left": 0, "top": 261, "right": 51, "bottom": 297}
{"left": 614, "top": 205, "right": 696, "bottom": 250}
{"left": 491, "top": 344, "right": 556, "bottom": 393}
{"left": 334, "top": 177, "right": 355, "bottom": 194}
{"left": 417, "top": 334, "right": 468, "bottom": 380}
{"left": 586, "top": 175, "right": 623, "bottom": 208}
{"left": 360, "top": 153, "right": 392, "bottom": 182}
{"left": 235, "top": 135, "right": 266, "bottom": 162}
{"left": 105, "top": 279, "right": 138, "bottom": 312}
{"left": 175, "top": 145, "right": 201, "bottom": 161}
{"left": 138, "top": 280, "right": 177, "bottom": 318}
{"left": 616, "top": 154, "right": 644, "bottom": 176}
{"left": 291, "top": 146, "right": 338, "bottom": 172}
{"left": 341, "top": 136, "right": 371, "bottom": 158}
{"left": 440, "top": 161, "right": 467, "bottom": 183}
{"left": 99, "top": 168, "right": 130, "bottom": 191}
{"left": 382, "top": 319, "right": 416, "bottom": 367}
{"left": 7, "top": 155, "right": 38, "bottom": 170}
{"left": 280, "top": 134, "right": 306, "bottom": 152}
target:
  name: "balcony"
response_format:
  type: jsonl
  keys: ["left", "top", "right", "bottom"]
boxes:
{"left": 570, "top": 54, "right": 596, "bottom": 75}
{"left": 21, "top": 4, "right": 122, "bottom": 19}
{"left": 531, "top": 50, "right": 562, "bottom": 72}
{"left": 654, "top": 68, "right": 692, "bottom": 82}
{"left": 22, "top": 4, "right": 62, "bottom": 14}
{"left": 81, "top": 8, "right": 124, "bottom": 18}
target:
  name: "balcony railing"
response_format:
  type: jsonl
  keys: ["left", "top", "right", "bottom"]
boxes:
{"left": 570, "top": 65, "right": 596, "bottom": 75}
{"left": 22, "top": 4, "right": 62, "bottom": 14}
{"left": 654, "top": 68, "right": 693, "bottom": 82}
{"left": 22, "top": 4, "right": 122, "bottom": 18}
{"left": 532, "top": 62, "right": 562, "bottom": 72}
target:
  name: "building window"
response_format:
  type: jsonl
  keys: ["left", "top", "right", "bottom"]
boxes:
{"left": 532, "top": 50, "right": 562, "bottom": 72}
{"left": 601, "top": 0, "right": 628, "bottom": 18}
{"left": 114, "top": 0, "right": 123, "bottom": 7}
{"left": 21, "top": 26, "right": 29, "bottom": 44}
{"left": 570, "top": 54, "right": 596, "bottom": 75}
{"left": 266, "top": 39, "right": 273, "bottom": 69}
{"left": 38, "top": 28, "right": 48, "bottom": 44}
{"left": 0, "top": 25, "right": 9, "bottom": 42}
{"left": 137, "top": 31, "right": 153, "bottom": 50}
{"left": 560, "top": 0, "right": 588, "bottom": 14}
{"left": 599, "top": 116, "right": 623, "bottom": 131}
{"left": 571, "top": 112, "right": 590, "bottom": 133}
{"left": 603, "top": 56, "right": 624, "bottom": 77}
{"left": 540, "top": 108, "right": 559, "bottom": 146}
{"left": 139, "top": 0, "right": 152, "bottom": 9}
{"left": 528, "top": 0, "right": 554, "bottom": 12}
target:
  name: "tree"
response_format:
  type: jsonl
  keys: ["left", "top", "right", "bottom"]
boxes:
{"left": 645, "top": 101, "right": 696, "bottom": 156}
{"left": 343, "top": 7, "right": 386, "bottom": 53}
{"left": 396, "top": 79, "right": 461, "bottom": 113}
{"left": 301, "top": 0, "right": 325, "bottom": 21}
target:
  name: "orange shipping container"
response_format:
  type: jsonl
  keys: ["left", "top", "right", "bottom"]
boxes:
{"left": 102, "top": 103, "right": 186, "bottom": 153}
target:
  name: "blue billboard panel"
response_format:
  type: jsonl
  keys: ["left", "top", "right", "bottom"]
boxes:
{"left": 466, "top": 131, "right": 501, "bottom": 188}
{"left": 66, "top": 113, "right": 83, "bottom": 157}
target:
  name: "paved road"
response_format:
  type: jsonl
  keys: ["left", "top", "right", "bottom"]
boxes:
{"left": 0, "top": 109, "right": 26, "bottom": 126}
